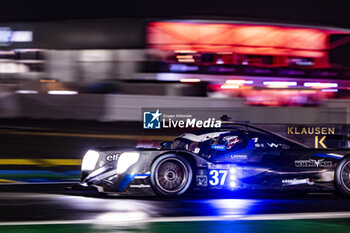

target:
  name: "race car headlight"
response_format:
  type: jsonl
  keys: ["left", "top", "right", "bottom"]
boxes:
{"left": 116, "top": 152, "right": 140, "bottom": 174}
{"left": 81, "top": 150, "right": 100, "bottom": 171}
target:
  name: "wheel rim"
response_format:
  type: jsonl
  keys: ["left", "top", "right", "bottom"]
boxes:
{"left": 155, "top": 158, "right": 188, "bottom": 193}
{"left": 341, "top": 160, "right": 350, "bottom": 192}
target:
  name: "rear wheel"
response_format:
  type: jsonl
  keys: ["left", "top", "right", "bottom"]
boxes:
{"left": 335, "top": 157, "right": 350, "bottom": 198}
{"left": 151, "top": 154, "right": 192, "bottom": 196}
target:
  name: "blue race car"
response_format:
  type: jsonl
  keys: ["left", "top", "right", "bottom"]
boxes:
{"left": 78, "top": 124, "right": 350, "bottom": 197}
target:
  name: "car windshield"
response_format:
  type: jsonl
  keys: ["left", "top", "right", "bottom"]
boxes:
{"left": 164, "top": 138, "right": 194, "bottom": 151}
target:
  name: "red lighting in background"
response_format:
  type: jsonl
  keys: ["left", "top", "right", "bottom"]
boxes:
{"left": 148, "top": 22, "right": 331, "bottom": 58}
{"left": 211, "top": 80, "right": 336, "bottom": 106}
{"left": 244, "top": 89, "right": 333, "bottom": 106}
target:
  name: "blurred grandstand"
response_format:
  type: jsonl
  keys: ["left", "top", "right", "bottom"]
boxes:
{"left": 0, "top": 19, "right": 350, "bottom": 106}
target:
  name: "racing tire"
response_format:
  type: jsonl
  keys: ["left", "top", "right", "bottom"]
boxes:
{"left": 151, "top": 154, "right": 193, "bottom": 196}
{"left": 335, "top": 156, "right": 350, "bottom": 198}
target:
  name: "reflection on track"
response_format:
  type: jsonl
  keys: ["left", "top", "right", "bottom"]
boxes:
{"left": 1, "top": 184, "right": 350, "bottom": 224}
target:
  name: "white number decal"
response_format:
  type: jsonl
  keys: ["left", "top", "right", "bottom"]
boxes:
{"left": 209, "top": 170, "right": 219, "bottom": 185}
{"left": 209, "top": 170, "right": 227, "bottom": 186}
{"left": 219, "top": 170, "right": 227, "bottom": 185}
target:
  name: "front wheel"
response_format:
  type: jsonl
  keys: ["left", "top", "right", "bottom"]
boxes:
{"left": 151, "top": 154, "right": 193, "bottom": 196}
{"left": 335, "top": 156, "right": 350, "bottom": 198}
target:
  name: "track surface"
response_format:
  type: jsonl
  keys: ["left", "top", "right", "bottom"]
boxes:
{"left": 0, "top": 184, "right": 349, "bottom": 222}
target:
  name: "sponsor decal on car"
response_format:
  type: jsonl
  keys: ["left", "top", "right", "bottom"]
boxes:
{"left": 287, "top": 126, "right": 335, "bottom": 135}
{"left": 287, "top": 125, "right": 336, "bottom": 148}
{"left": 230, "top": 154, "right": 248, "bottom": 160}
{"left": 267, "top": 143, "right": 289, "bottom": 149}
{"left": 196, "top": 175, "right": 208, "bottom": 187}
{"left": 295, "top": 159, "right": 332, "bottom": 168}
{"left": 254, "top": 143, "right": 265, "bottom": 148}
{"left": 211, "top": 145, "right": 226, "bottom": 151}
{"left": 282, "top": 178, "right": 313, "bottom": 185}
{"left": 129, "top": 184, "right": 151, "bottom": 188}
{"left": 106, "top": 154, "right": 120, "bottom": 162}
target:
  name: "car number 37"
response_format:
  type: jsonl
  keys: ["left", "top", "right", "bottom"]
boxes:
{"left": 209, "top": 169, "right": 228, "bottom": 186}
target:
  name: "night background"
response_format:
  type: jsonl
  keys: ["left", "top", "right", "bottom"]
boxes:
{"left": 0, "top": 0, "right": 347, "bottom": 27}
{"left": 0, "top": 1, "right": 350, "bottom": 233}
